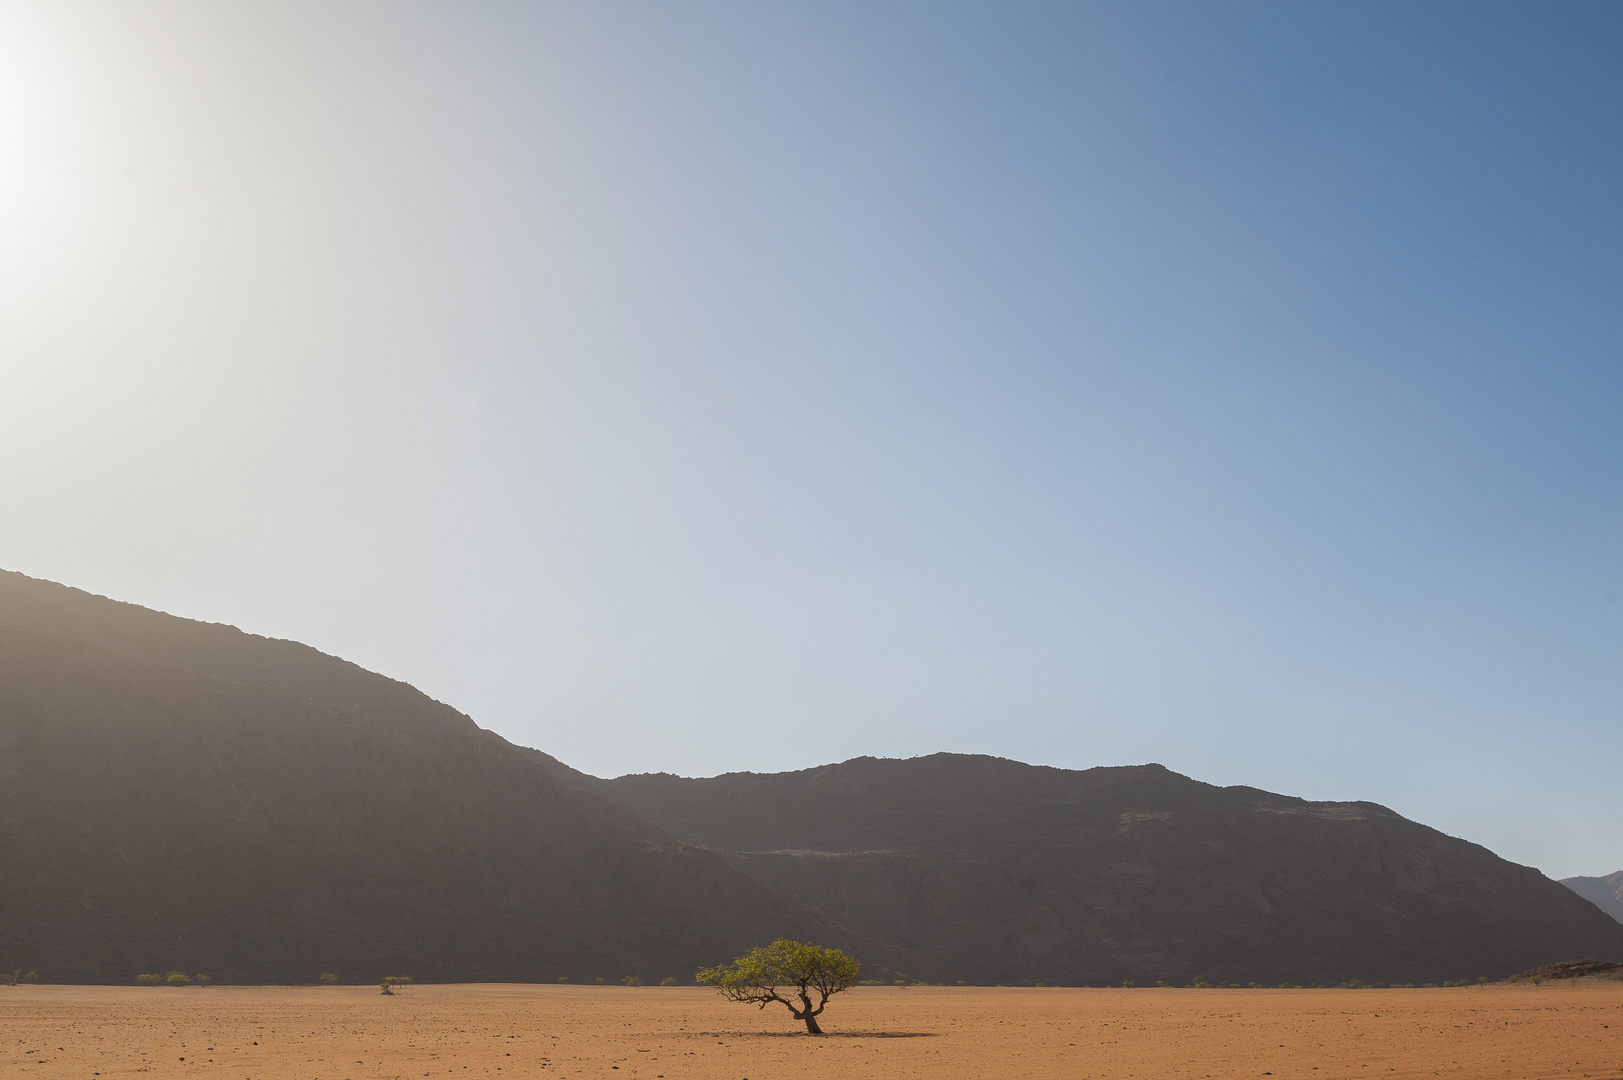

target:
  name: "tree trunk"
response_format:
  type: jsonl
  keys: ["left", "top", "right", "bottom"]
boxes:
{"left": 801, "top": 1012, "right": 823, "bottom": 1035}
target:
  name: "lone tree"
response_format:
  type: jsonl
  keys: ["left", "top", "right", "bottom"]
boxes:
{"left": 696, "top": 939, "right": 859, "bottom": 1035}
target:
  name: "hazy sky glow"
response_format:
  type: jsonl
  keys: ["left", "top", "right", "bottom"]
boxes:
{"left": 3, "top": 2, "right": 1621, "bottom": 877}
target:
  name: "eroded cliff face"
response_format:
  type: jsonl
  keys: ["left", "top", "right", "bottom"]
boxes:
{"left": 0, "top": 571, "right": 896, "bottom": 984}
{"left": 538, "top": 755, "right": 1623, "bottom": 986}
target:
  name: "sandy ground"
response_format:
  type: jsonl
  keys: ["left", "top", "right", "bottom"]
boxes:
{"left": 2, "top": 982, "right": 1620, "bottom": 1080}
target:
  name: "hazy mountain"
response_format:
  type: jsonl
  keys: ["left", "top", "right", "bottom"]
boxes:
{"left": 529, "top": 753, "right": 1623, "bottom": 986}
{"left": 1561, "top": 872, "right": 1623, "bottom": 925}
{"left": 0, "top": 570, "right": 889, "bottom": 984}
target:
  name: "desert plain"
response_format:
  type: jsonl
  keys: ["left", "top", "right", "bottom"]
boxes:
{"left": 3, "top": 982, "right": 1622, "bottom": 1080}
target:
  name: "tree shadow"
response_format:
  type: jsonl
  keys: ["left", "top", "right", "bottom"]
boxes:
{"left": 694, "top": 1031, "right": 939, "bottom": 1039}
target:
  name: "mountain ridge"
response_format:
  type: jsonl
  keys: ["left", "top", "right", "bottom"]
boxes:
{"left": 1561, "top": 872, "right": 1623, "bottom": 925}
{"left": 4, "top": 568, "right": 1619, "bottom": 987}
{"left": 0, "top": 570, "right": 900, "bottom": 984}
{"left": 527, "top": 750, "right": 1623, "bottom": 985}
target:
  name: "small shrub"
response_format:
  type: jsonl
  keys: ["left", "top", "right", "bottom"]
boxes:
{"left": 194, "top": 975, "right": 212, "bottom": 987}
{"left": 1278, "top": 983, "right": 1294, "bottom": 989}
{"left": 1191, "top": 976, "right": 1211, "bottom": 989}
{"left": 858, "top": 979, "right": 881, "bottom": 985}
{"left": 955, "top": 980, "right": 966, "bottom": 986}
{"left": 659, "top": 977, "right": 676, "bottom": 986}
{"left": 1122, "top": 980, "right": 1135, "bottom": 989}
{"left": 1423, "top": 982, "right": 1438, "bottom": 988}
{"left": 22, "top": 971, "right": 40, "bottom": 984}
{"left": 137, "top": 974, "right": 161, "bottom": 986}
{"left": 594, "top": 977, "right": 605, "bottom": 985}
{"left": 1248, "top": 982, "right": 1263, "bottom": 989}
{"left": 166, "top": 973, "right": 192, "bottom": 986}
{"left": 1528, "top": 975, "right": 1544, "bottom": 986}
{"left": 894, "top": 978, "right": 911, "bottom": 989}
{"left": 556, "top": 976, "right": 570, "bottom": 983}
{"left": 621, "top": 976, "right": 643, "bottom": 987}
{"left": 1156, "top": 980, "right": 1168, "bottom": 988}
{"left": 320, "top": 974, "right": 338, "bottom": 985}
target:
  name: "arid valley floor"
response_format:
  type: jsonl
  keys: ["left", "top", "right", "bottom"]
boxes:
{"left": 2, "top": 983, "right": 1620, "bottom": 1080}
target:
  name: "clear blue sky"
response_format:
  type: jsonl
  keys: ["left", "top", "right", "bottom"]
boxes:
{"left": 2, "top": 2, "right": 1620, "bottom": 877}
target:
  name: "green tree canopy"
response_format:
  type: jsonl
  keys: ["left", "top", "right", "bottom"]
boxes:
{"left": 696, "top": 939, "right": 860, "bottom": 1034}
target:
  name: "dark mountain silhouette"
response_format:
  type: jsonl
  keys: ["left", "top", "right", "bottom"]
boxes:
{"left": 528, "top": 753, "right": 1623, "bottom": 986}
{"left": 1561, "top": 872, "right": 1623, "bottom": 925}
{"left": 5, "top": 568, "right": 1619, "bottom": 988}
{"left": 0, "top": 570, "right": 893, "bottom": 984}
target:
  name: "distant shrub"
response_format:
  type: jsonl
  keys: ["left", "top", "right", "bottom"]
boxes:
{"left": 1478, "top": 976, "right": 1489, "bottom": 985}
{"left": 1228, "top": 983, "right": 1242, "bottom": 989}
{"left": 1033, "top": 982, "right": 1048, "bottom": 988}
{"left": 894, "top": 979, "right": 911, "bottom": 989}
{"left": 380, "top": 975, "right": 413, "bottom": 995}
{"left": 1156, "top": 980, "right": 1168, "bottom": 988}
{"left": 621, "top": 976, "right": 643, "bottom": 987}
{"left": 22, "top": 971, "right": 40, "bottom": 984}
{"left": 1528, "top": 976, "right": 1544, "bottom": 986}
{"left": 1423, "top": 982, "right": 1438, "bottom": 988}
{"left": 858, "top": 979, "right": 881, "bottom": 985}
{"left": 137, "top": 974, "right": 161, "bottom": 986}
{"left": 556, "top": 976, "right": 570, "bottom": 983}
{"left": 1191, "top": 976, "right": 1211, "bottom": 989}
{"left": 194, "top": 975, "right": 212, "bottom": 987}
{"left": 1121, "top": 981, "right": 1135, "bottom": 989}
{"left": 1372, "top": 982, "right": 1384, "bottom": 988}
{"left": 659, "top": 977, "right": 676, "bottom": 986}
{"left": 594, "top": 977, "right": 605, "bottom": 985}
{"left": 955, "top": 980, "right": 966, "bottom": 986}
{"left": 1278, "top": 983, "right": 1294, "bottom": 989}
{"left": 320, "top": 973, "right": 338, "bottom": 984}
{"left": 1248, "top": 982, "right": 1263, "bottom": 989}
{"left": 167, "top": 973, "right": 192, "bottom": 986}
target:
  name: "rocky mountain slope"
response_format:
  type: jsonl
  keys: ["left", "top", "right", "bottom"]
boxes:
{"left": 1561, "top": 872, "right": 1623, "bottom": 924}
{"left": 529, "top": 752, "right": 1623, "bottom": 986}
{"left": 0, "top": 570, "right": 885, "bottom": 984}
{"left": 6, "top": 568, "right": 1617, "bottom": 987}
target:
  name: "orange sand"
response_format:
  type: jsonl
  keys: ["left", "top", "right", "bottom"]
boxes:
{"left": 2, "top": 983, "right": 1620, "bottom": 1079}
